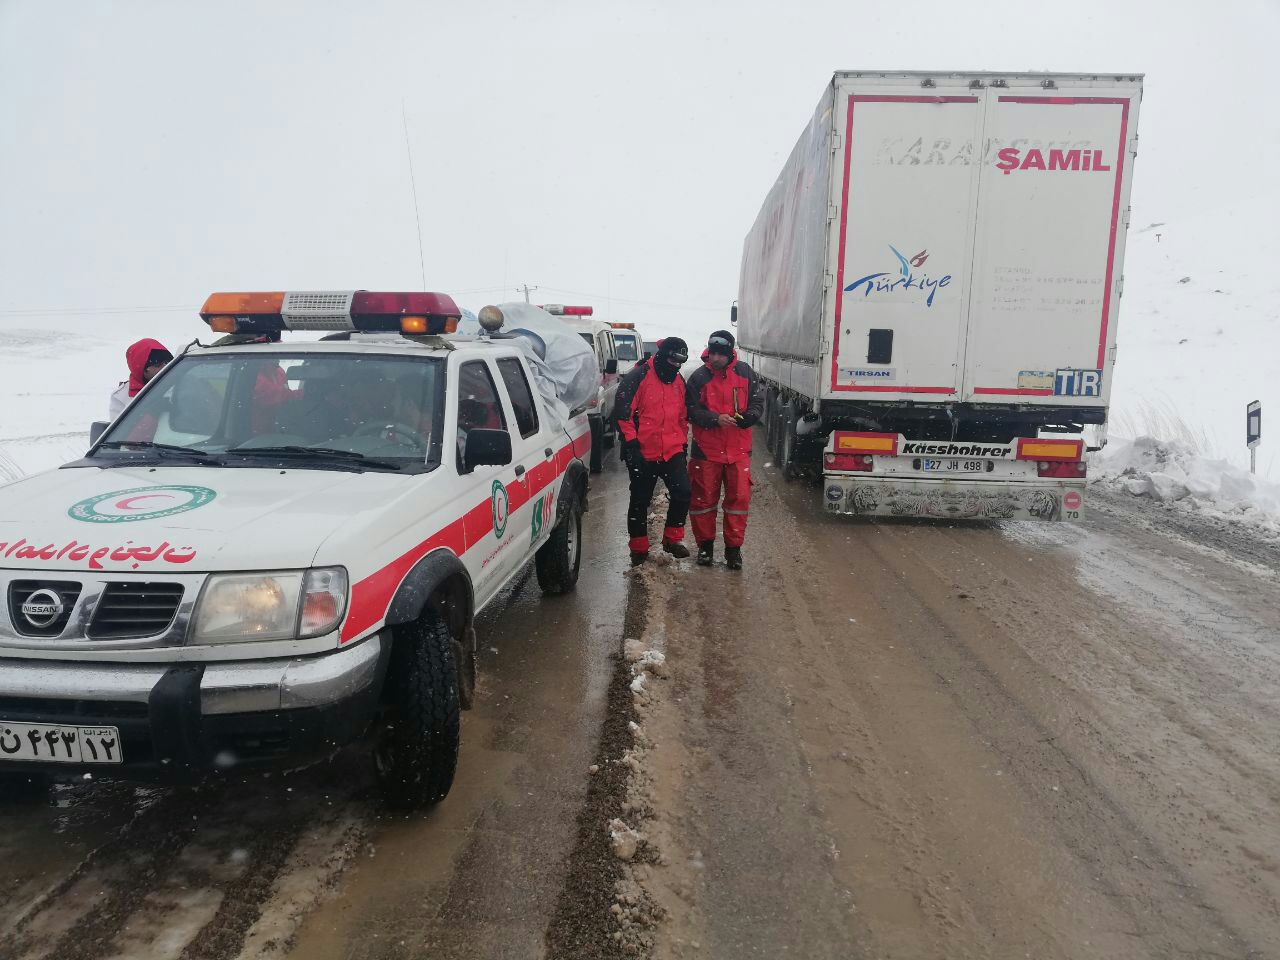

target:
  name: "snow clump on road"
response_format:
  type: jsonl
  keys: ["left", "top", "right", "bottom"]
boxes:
{"left": 1093, "top": 436, "right": 1280, "bottom": 535}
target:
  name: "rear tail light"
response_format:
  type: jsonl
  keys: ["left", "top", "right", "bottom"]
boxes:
{"left": 825, "top": 453, "right": 872, "bottom": 472}
{"left": 1038, "top": 461, "right": 1087, "bottom": 479}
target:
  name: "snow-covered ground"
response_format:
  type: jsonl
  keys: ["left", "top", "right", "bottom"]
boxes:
{"left": 1092, "top": 435, "right": 1280, "bottom": 536}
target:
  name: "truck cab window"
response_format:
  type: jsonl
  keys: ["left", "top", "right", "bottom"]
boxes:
{"left": 497, "top": 358, "right": 540, "bottom": 439}
{"left": 457, "top": 361, "right": 507, "bottom": 470}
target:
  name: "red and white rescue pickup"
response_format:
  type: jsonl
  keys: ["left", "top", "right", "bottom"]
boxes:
{"left": 0, "top": 291, "right": 592, "bottom": 808}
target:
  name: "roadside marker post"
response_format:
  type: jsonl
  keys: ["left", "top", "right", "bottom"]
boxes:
{"left": 1247, "top": 400, "right": 1261, "bottom": 474}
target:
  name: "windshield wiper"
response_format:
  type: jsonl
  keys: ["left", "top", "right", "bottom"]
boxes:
{"left": 96, "top": 440, "right": 214, "bottom": 459}
{"left": 224, "top": 445, "right": 403, "bottom": 471}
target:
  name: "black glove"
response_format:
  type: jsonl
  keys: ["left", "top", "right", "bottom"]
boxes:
{"left": 621, "top": 438, "right": 642, "bottom": 465}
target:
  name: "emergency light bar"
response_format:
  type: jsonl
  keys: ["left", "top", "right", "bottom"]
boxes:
{"left": 199, "top": 290, "right": 462, "bottom": 335}
{"left": 541, "top": 304, "right": 593, "bottom": 316}
{"left": 610, "top": 322, "right": 636, "bottom": 329}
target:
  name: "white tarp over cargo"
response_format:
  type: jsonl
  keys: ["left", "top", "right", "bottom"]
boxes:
{"left": 460, "top": 303, "right": 598, "bottom": 417}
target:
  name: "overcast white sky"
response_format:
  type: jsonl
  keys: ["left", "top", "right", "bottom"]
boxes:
{"left": 1, "top": 0, "right": 1277, "bottom": 346}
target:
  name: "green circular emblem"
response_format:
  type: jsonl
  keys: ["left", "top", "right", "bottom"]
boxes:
{"left": 490, "top": 479, "right": 509, "bottom": 538}
{"left": 68, "top": 485, "right": 218, "bottom": 524}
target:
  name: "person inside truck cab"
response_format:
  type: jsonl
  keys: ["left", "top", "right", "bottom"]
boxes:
{"left": 455, "top": 362, "right": 507, "bottom": 469}
{"left": 109, "top": 339, "right": 173, "bottom": 419}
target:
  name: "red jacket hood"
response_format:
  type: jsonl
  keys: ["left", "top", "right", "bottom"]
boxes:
{"left": 124, "top": 338, "right": 169, "bottom": 397}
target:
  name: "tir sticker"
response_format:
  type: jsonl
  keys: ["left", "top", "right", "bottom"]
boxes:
{"left": 69, "top": 485, "right": 216, "bottom": 524}
{"left": 490, "top": 479, "right": 509, "bottom": 538}
{"left": 1017, "top": 370, "right": 1055, "bottom": 391}
{"left": 1054, "top": 369, "right": 1103, "bottom": 397}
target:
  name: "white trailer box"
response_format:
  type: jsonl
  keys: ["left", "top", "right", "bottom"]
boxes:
{"left": 738, "top": 71, "right": 1142, "bottom": 520}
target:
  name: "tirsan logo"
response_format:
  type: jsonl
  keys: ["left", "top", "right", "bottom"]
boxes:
{"left": 845, "top": 244, "right": 953, "bottom": 308}
{"left": 995, "top": 148, "right": 1112, "bottom": 175}
{"left": 900, "top": 442, "right": 1013, "bottom": 458}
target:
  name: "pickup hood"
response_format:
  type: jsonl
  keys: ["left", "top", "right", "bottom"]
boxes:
{"left": 0, "top": 465, "right": 415, "bottom": 573}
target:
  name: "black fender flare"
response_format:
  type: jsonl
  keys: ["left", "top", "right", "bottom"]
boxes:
{"left": 384, "top": 548, "right": 474, "bottom": 639}
{"left": 556, "top": 458, "right": 590, "bottom": 523}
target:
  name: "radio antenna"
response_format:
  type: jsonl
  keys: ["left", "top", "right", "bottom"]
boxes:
{"left": 401, "top": 99, "right": 427, "bottom": 290}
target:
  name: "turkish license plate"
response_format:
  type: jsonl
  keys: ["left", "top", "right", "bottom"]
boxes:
{"left": 922, "top": 458, "right": 985, "bottom": 473}
{"left": 0, "top": 722, "right": 122, "bottom": 764}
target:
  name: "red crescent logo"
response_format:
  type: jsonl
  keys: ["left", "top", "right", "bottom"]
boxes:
{"left": 114, "top": 494, "right": 174, "bottom": 511}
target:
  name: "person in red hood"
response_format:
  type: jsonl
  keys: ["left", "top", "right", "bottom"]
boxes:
{"left": 614, "top": 337, "right": 692, "bottom": 565}
{"left": 108, "top": 339, "right": 173, "bottom": 419}
{"left": 685, "top": 330, "right": 763, "bottom": 569}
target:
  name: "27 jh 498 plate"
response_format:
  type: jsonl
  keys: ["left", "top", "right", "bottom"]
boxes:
{"left": 0, "top": 722, "right": 122, "bottom": 764}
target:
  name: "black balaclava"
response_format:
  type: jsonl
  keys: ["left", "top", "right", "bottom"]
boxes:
{"left": 652, "top": 337, "right": 688, "bottom": 384}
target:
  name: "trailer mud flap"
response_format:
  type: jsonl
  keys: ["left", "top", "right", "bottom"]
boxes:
{"left": 822, "top": 478, "right": 1084, "bottom": 521}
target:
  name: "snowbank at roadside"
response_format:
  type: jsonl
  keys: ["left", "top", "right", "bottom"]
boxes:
{"left": 1092, "top": 435, "right": 1280, "bottom": 534}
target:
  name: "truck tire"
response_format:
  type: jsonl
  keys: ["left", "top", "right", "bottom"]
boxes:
{"left": 779, "top": 403, "right": 799, "bottom": 481}
{"left": 374, "top": 613, "right": 460, "bottom": 809}
{"left": 589, "top": 417, "right": 604, "bottom": 474}
{"left": 535, "top": 493, "right": 583, "bottom": 594}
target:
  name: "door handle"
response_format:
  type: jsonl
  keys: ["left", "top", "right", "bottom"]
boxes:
{"left": 544, "top": 448, "right": 554, "bottom": 458}
{"left": 514, "top": 464, "right": 526, "bottom": 477}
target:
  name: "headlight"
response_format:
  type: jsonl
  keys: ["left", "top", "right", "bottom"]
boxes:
{"left": 192, "top": 567, "right": 348, "bottom": 643}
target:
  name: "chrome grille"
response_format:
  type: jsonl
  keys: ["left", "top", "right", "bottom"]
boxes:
{"left": 7, "top": 581, "right": 82, "bottom": 638}
{"left": 87, "top": 582, "right": 185, "bottom": 640}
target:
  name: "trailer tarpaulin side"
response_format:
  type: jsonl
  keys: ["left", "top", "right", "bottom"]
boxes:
{"left": 736, "top": 85, "right": 834, "bottom": 365}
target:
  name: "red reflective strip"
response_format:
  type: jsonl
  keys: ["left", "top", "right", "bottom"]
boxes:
{"left": 845, "top": 386, "right": 956, "bottom": 394}
{"left": 973, "top": 387, "right": 1054, "bottom": 396}
{"left": 340, "top": 435, "right": 582, "bottom": 643}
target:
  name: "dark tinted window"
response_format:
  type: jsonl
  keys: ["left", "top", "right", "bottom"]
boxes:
{"left": 457, "top": 361, "right": 507, "bottom": 471}
{"left": 497, "top": 358, "right": 539, "bottom": 438}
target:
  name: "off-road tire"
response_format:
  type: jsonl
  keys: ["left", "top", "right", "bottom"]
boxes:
{"left": 536, "top": 495, "right": 583, "bottom": 594}
{"left": 589, "top": 417, "right": 604, "bottom": 474}
{"left": 374, "top": 614, "right": 461, "bottom": 809}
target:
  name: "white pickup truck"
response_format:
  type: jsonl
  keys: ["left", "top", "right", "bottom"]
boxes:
{"left": 0, "top": 291, "right": 591, "bottom": 808}
{"left": 737, "top": 71, "right": 1143, "bottom": 520}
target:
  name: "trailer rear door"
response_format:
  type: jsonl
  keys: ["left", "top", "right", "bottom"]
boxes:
{"left": 960, "top": 90, "right": 1139, "bottom": 406}
{"left": 828, "top": 85, "right": 982, "bottom": 400}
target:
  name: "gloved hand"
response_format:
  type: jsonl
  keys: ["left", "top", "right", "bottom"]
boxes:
{"left": 621, "top": 438, "right": 642, "bottom": 466}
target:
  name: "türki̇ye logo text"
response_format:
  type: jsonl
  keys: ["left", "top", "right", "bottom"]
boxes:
{"left": 845, "top": 245, "right": 952, "bottom": 307}
{"left": 0, "top": 538, "right": 197, "bottom": 570}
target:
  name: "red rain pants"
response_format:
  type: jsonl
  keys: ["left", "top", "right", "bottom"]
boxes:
{"left": 689, "top": 458, "right": 751, "bottom": 548}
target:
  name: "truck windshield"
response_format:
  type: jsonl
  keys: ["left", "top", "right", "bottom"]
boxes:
{"left": 98, "top": 352, "right": 445, "bottom": 473}
{"left": 614, "top": 334, "right": 639, "bottom": 361}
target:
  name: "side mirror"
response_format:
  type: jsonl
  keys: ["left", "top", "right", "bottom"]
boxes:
{"left": 605, "top": 358, "right": 618, "bottom": 375}
{"left": 463, "top": 428, "right": 512, "bottom": 472}
{"left": 730, "top": 303, "right": 738, "bottom": 326}
{"left": 89, "top": 421, "right": 109, "bottom": 445}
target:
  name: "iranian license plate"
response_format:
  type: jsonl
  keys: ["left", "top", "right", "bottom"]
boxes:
{"left": 0, "top": 722, "right": 122, "bottom": 764}
{"left": 921, "top": 458, "right": 985, "bottom": 473}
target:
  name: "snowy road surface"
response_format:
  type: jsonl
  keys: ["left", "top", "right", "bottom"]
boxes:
{"left": 0, "top": 449, "right": 1278, "bottom": 959}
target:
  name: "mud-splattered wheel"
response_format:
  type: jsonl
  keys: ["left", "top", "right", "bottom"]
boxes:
{"left": 374, "top": 613, "right": 460, "bottom": 809}
{"left": 536, "top": 494, "right": 583, "bottom": 594}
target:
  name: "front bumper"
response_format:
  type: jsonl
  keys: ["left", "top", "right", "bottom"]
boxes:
{"left": 822, "top": 476, "right": 1084, "bottom": 521}
{"left": 0, "top": 635, "right": 387, "bottom": 781}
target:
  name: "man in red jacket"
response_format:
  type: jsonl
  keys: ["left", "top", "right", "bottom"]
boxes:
{"left": 614, "top": 337, "right": 692, "bottom": 566}
{"left": 686, "top": 330, "right": 763, "bottom": 570}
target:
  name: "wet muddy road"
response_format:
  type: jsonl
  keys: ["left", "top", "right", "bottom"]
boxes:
{"left": 633, "top": 458, "right": 1280, "bottom": 960}
{"left": 0, "top": 456, "right": 642, "bottom": 960}
{"left": 4, "top": 448, "right": 1280, "bottom": 960}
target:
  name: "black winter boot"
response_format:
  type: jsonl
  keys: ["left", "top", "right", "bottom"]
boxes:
{"left": 724, "top": 546, "right": 743, "bottom": 570}
{"left": 696, "top": 541, "right": 714, "bottom": 566}
{"left": 662, "top": 541, "right": 690, "bottom": 559}
{"left": 630, "top": 551, "right": 649, "bottom": 567}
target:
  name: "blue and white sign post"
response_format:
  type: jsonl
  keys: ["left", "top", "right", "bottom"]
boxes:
{"left": 1247, "top": 400, "right": 1261, "bottom": 474}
